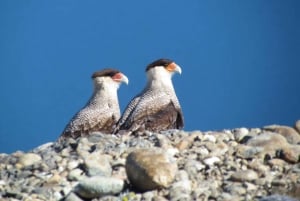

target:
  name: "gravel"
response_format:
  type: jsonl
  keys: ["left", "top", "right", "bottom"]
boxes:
{"left": 0, "top": 122, "right": 300, "bottom": 200}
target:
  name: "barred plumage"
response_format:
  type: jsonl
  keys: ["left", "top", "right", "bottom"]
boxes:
{"left": 59, "top": 68, "right": 128, "bottom": 140}
{"left": 113, "top": 59, "right": 184, "bottom": 135}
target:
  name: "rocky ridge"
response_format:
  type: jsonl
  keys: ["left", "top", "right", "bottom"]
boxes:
{"left": 0, "top": 121, "right": 300, "bottom": 201}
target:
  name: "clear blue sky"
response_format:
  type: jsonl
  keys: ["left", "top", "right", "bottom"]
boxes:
{"left": 0, "top": 1, "right": 299, "bottom": 153}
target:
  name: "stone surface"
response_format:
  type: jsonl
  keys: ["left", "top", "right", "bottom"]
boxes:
{"left": 230, "top": 170, "right": 259, "bottom": 182}
{"left": 125, "top": 148, "right": 177, "bottom": 191}
{"left": 1, "top": 125, "right": 300, "bottom": 201}
{"left": 84, "top": 152, "right": 112, "bottom": 176}
{"left": 17, "top": 153, "right": 42, "bottom": 167}
{"left": 264, "top": 125, "right": 300, "bottom": 144}
{"left": 295, "top": 120, "right": 300, "bottom": 134}
{"left": 74, "top": 176, "right": 124, "bottom": 199}
{"left": 279, "top": 145, "right": 300, "bottom": 163}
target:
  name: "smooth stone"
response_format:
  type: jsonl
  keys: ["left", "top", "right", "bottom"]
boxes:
{"left": 203, "top": 156, "right": 221, "bottom": 166}
{"left": 67, "top": 161, "right": 79, "bottom": 170}
{"left": 64, "top": 192, "right": 83, "bottom": 201}
{"left": 267, "top": 159, "right": 287, "bottom": 168}
{"left": 224, "top": 183, "right": 247, "bottom": 195}
{"left": 18, "top": 153, "right": 42, "bottom": 167}
{"left": 203, "top": 134, "right": 216, "bottom": 143}
{"left": 155, "top": 134, "right": 172, "bottom": 149}
{"left": 236, "top": 144, "right": 264, "bottom": 159}
{"left": 184, "top": 160, "right": 205, "bottom": 175}
{"left": 74, "top": 176, "right": 124, "bottom": 199}
{"left": 279, "top": 145, "right": 300, "bottom": 163}
{"left": 259, "top": 195, "right": 298, "bottom": 201}
{"left": 84, "top": 153, "right": 112, "bottom": 176}
{"left": 67, "top": 169, "right": 83, "bottom": 181}
{"left": 169, "top": 180, "right": 191, "bottom": 200}
{"left": 244, "top": 132, "right": 289, "bottom": 158}
{"left": 295, "top": 120, "right": 300, "bottom": 134}
{"left": 126, "top": 148, "right": 178, "bottom": 191}
{"left": 46, "top": 173, "right": 61, "bottom": 184}
{"left": 246, "top": 132, "right": 288, "bottom": 149}
{"left": 230, "top": 170, "right": 258, "bottom": 182}
{"left": 264, "top": 125, "right": 300, "bottom": 144}
{"left": 176, "top": 132, "right": 200, "bottom": 150}
{"left": 233, "top": 128, "right": 249, "bottom": 142}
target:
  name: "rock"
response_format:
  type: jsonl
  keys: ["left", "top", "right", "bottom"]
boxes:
{"left": 68, "top": 168, "right": 83, "bottom": 181}
{"left": 264, "top": 125, "right": 300, "bottom": 144}
{"left": 278, "top": 145, "right": 300, "bottom": 163}
{"left": 2, "top": 127, "right": 300, "bottom": 200}
{"left": 236, "top": 144, "right": 264, "bottom": 159}
{"left": 233, "top": 127, "right": 249, "bottom": 142}
{"left": 243, "top": 132, "right": 289, "bottom": 158}
{"left": 246, "top": 132, "right": 288, "bottom": 148}
{"left": 203, "top": 156, "right": 221, "bottom": 166}
{"left": 125, "top": 148, "right": 178, "bottom": 191}
{"left": 17, "top": 153, "right": 42, "bottom": 167}
{"left": 64, "top": 192, "right": 83, "bottom": 201}
{"left": 259, "top": 195, "right": 298, "bottom": 201}
{"left": 169, "top": 180, "right": 191, "bottom": 200}
{"left": 175, "top": 132, "right": 201, "bottom": 150}
{"left": 295, "top": 120, "right": 300, "bottom": 134}
{"left": 84, "top": 153, "right": 112, "bottom": 176}
{"left": 184, "top": 160, "right": 205, "bottom": 175}
{"left": 74, "top": 176, "right": 124, "bottom": 199}
{"left": 46, "top": 173, "right": 61, "bottom": 184}
{"left": 230, "top": 170, "right": 258, "bottom": 182}
{"left": 203, "top": 134, "right": 216, "bottom": 143}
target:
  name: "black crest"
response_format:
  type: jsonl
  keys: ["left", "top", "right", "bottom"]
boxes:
{"left": 91, "top": 68, "right": 120, "bottom": 79}
{"left": 146, "top": 58, "right": 173, "bottom": 72}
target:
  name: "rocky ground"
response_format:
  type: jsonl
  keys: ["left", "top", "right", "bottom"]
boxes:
{"left": 1, "top": 121, "right": 300, "bottom": 201}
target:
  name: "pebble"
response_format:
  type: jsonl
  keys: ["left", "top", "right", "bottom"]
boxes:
{"left": 84, "top": 152, "right": 112, "bottom": 176}
{"left": 230, "top": 170, "right": 259, "bottom": 182}
{"left": 233, "top": 127, "right": 249, "bottom": 142}
{"left": 17, "top": 153, "right": 42, "bottom": 167}
{"left": 295, "top": 120, "right": 300, "bottom": 133}
{"left": 203, "top": 156, "right": 221, "bottom": 166}
{"left": 263, "top": 125, "right": 300, "bottom": 144}
{"left": 278, "top": 145, "right": 300, "bottom": 163}
{"left": 1, "top": 121, "right": 300, "bottom": 200}
{"left": 74, "top": 176, "right": 124, "bottom": 199}
{"left": 126, "top": 148, "right": 177, "bottom": 191}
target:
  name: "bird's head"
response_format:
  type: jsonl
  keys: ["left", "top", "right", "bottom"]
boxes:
{"left": 92, "top": 68, "right": 129, "bottom": 89}
{"left": 145, "top": 58, "right": 182, "bottom": 80}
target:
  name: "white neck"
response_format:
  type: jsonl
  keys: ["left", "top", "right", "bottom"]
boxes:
{"left": 90, "top": 77, "right": 120, "bottom": 104}
{"left": 146, "top": 67, "right": 175, "bottom": 92}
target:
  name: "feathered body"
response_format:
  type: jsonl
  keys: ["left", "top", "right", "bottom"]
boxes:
{"left": 59, "top": 69, "right": 128, "bottom": 140}
{"left": 114, "top": 58, "right": 184, "bottom": 134}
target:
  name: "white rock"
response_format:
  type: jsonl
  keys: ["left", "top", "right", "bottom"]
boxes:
{"left": 203, "top": 134, "right": 216, "bottom": 143}
{"left": 203, "top": 157, "right": 221, "bottom": 166}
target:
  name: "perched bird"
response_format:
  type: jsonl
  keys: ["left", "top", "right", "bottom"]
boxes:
{"left": 114, "top": 58, "right": 184, "bottom": 135}
{"left": 59, "top": 68, "right": 128, "bottom": 140}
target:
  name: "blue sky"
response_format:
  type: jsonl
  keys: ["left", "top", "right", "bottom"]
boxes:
{"left": 0, "top": 1, "right": 299, "bottom": 153}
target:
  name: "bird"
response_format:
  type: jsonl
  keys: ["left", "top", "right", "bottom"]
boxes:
{"left": 113, "top": 58, "right": 184, "bottom": 135}
{"left": 59, "top": 68, "right": 128, "bottom": 140}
